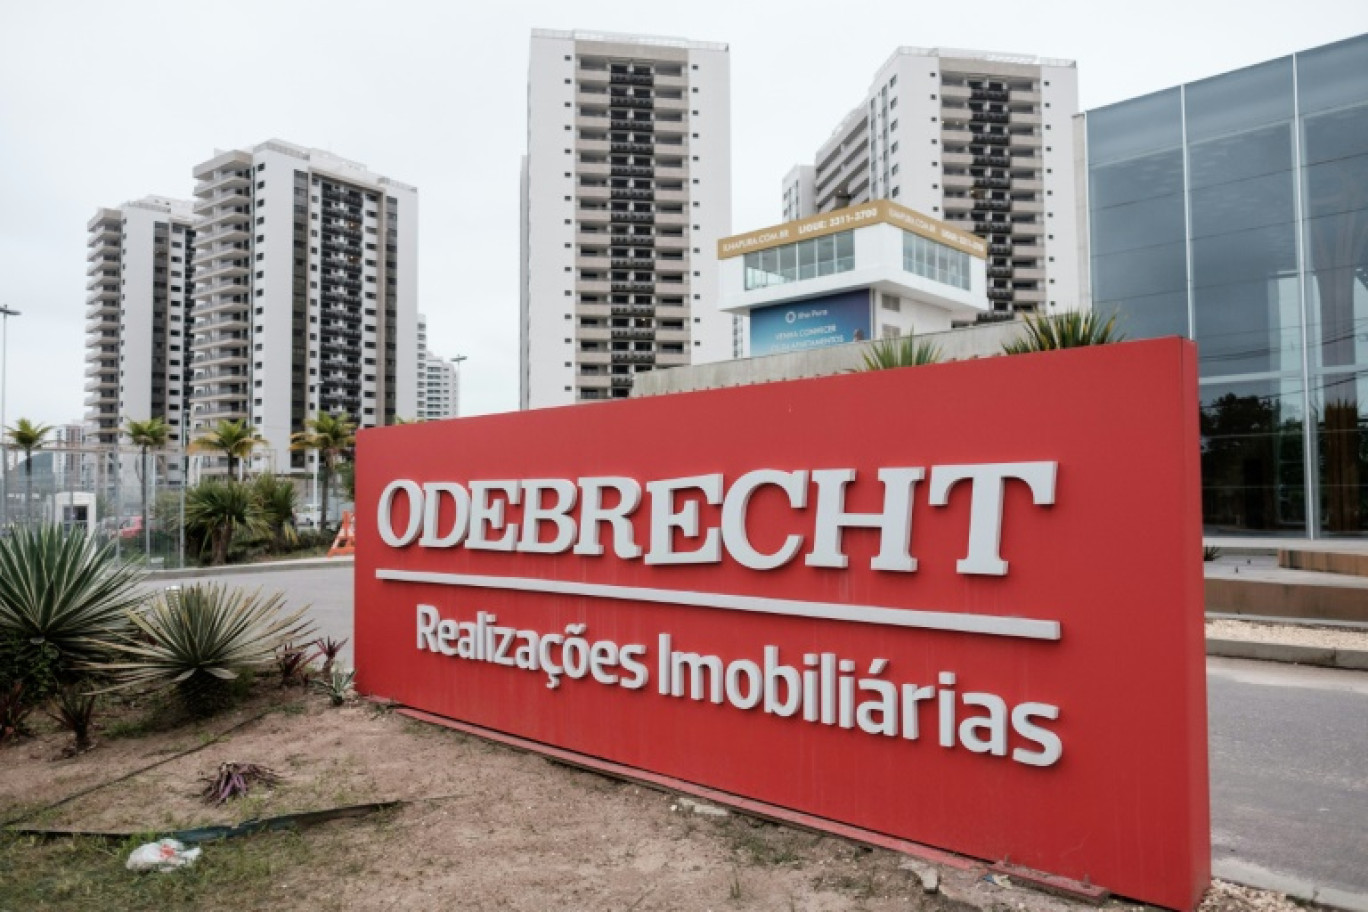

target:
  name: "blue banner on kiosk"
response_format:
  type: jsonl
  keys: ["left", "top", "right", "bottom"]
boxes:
{"left": 748, "top": 289, "right": 872, "bottom": 356}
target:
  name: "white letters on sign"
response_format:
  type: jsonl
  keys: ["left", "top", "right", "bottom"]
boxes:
{"left": 377, "top": 462, "right": 1056, "bottom": 576}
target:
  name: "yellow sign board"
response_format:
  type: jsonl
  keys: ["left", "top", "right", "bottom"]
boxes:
{"left": 717, "top": 200, "right": 987, "bottom": 260}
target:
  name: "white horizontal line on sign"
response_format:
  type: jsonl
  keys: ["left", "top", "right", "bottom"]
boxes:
{"left": 374, "top": 569, "right": 1061, "bottom": 641}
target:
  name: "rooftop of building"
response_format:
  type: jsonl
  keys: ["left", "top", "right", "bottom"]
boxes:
{"left": 532, "top": 28, "right": 727, "bottom": 53}
{"left": 193, "top": 138, "right": 417, "bottom": 193}
{"left": 889, "top": 46, "right": 1076, "bottom": 69}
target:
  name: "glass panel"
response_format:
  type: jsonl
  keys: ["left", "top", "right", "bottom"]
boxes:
{"left": 779, "top": 243, "right": 797, "bottom": 281}
{"left": 1316, "top": 370, "right": 1368, "bottom": 533}
{"left": 1296, "top": 34, "right": 1368, "bottom": 115}
{"left": 835, "top": 231, "right": 854, "bottom": 270}
{"left": 1301, "top": 102, "right": 1368, "bottom": 166}
{"left": 1187, "top": 123, "right": 1293, "bottom": 189}
{"left": 1090, "top": 149, "right": 1183, "bottom": 208}
{"left": 817, "top": 235, "right": 837, "bottom": 275}
{"left": 1304, "top": 153, "right": 1368, "bottom": 219}
{"left": 1193, "top": 276, "right": 1302, "bottom": 376}
{"left": 1092, "top": 241, "right": 1188, "bottom": 301}
{"left": 1097, "top": 292, "right": 1188, "bottom": 341}
{"left": 1090, "top": 195, "right": 1186, "bottom": 255}
{"left": 1185, "top": 57, "right": 1293, "bottom": 142}
{"left": 1086, "top": 88, "right": 1183, "bottom": 164}
{"left": 798, "top": 238, "right": 817, "bottom": 279}
{"left": 1200, "top": 378, "right": 1306, "bottom": 534}
{"left": 1191, "top": 222, "right": 1297, "bottom": 289}
{"left": 1189, "top": 171, "right": 1294, "bottom": 239}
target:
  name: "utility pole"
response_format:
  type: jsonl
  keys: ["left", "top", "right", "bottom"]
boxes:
{"left": 451, "top": 354, "right": 468, "bottom": 418}
{"left": 0, "top": 305, "right": 20, "bottom": 532}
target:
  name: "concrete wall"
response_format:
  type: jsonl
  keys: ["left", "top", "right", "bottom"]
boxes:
{"left": 633, "top": 319, "right": 1025, "bottom": 396}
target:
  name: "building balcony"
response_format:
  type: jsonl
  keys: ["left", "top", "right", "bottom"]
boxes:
{"left": 970, "top": 87, "right": 1010, "bottom": 103}
{"left": 578, "top": 351, "right": 611, "bottom": 366}
{"left": 609, "top": 142, "right": 653, "bottom": 154}
{"left": 655, "top": 352, "right": 690, "bottom": 367}
{"left": 576, "top": 161, "right": 611, "bottom": 178}
{"left": 191, "top": 349, "right": 249, "bottom": 371}
{"left": 1009, "top": 132, "right": 1043, "bottom": 149}
{"left": 578, "top": 185, "right": 610, "bottom": 201}
{"left": 610, "top": 258, "right": 654, "bottom": 269}
{"left": 1012, "top": 199, "right": 1045, "bottom": 214}
{"left": 609, "top": 72, "right": 654, "bottom": 86}
{"left": 940, "top": 84, "right": 971, "bottom": 101}
{"left": 987, "top": 288, "right": 1014, "bottom": 302}
{"left": 608, "top": 95, "right": 653, "bottom": 109}
{"left": 85, "top": 255, "right": 119, "bottom": 275}
{"left": 192, "top": 403, "right": 249, "bottom": 420}
{"left": 972, "top": 154, "right": 1012, "bottom": 168}
{"left": 611, "top": 351, "right": 655, "bottom": 364}
{"left": 1010, "top": 221, "right": 1045, "bottom": 238}
{"left": 577, "top": 328, "right": 611, "bottom": 342}
{"left": 610, "top": 304, "right": 655, "bottom": 317}
{"left": 1010, "top": 89, "right": 1042, "bottom": 104}
{"left": 1012, "top": 244, "right": 1046, "bottom": 259}
{"left": 609, "top": 211, "right": 655, "bottom": 224}
{"left": 610, "top": 328, "right": 655, "bottom": 341}
{"left": 577, "top": 280, "right": 611, "bottom": 294}
{"left": 1013, "top": 287, "right": 1047, "bottom": 304}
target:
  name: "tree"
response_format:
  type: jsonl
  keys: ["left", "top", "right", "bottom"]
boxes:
{"left": 184, "top": 479, "right": 267, "bottom": 566}
{"left": 124, "top": 417, "right": 169, "bottom": 555}
{"left": 190, "top": 419, "right": 265, "bottom": 480}
{"left": 4, "top": 419, "right": 53, "bottom": 527}
{"left": 290, "top": 412, "right": 357, "bottom": 533}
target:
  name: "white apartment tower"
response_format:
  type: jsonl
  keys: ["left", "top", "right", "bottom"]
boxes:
{"left": 783, "top": 48, "right": 1080, "bottom": 317}
{"left": 521, "top": 30, "right": 733, "bottom": 408}
{"left": 84, "top": 196, "right": 197, "bottom": 448}
{"left": 190, "top": 140, "right": 418, "bottom": 476}
{"left": 415, "top": 314, "right": 461, "bottom": 421}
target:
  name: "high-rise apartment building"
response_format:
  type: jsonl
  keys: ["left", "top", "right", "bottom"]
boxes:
{"left": 84, "top": 196, "right": 197, "bottom": 449}
{"left": 521, "top": 29, "right": 733, "bottom": 408}
{"left": 415, "top": 314, "right": 461, "bottom": 420}
{"left": 189, "top": 140, "right": 418, "bottom": 475}
{"left": 783, "top": 48, "right": 1080, "bottom": 317}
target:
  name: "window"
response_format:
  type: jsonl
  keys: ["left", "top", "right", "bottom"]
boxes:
{"left": 742, "top": 231, "right": 856, "bottom": 290}
{"left": 902, "top": 231, "right": 970, "bottom": 291}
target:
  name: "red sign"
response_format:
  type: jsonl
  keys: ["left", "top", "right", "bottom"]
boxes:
{"left": 355, "top": 338, "right": 1209, "bottom": 911}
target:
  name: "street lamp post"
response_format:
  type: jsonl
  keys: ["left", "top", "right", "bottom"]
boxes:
{"left": 451, "top": 354, "right": 467, "bottom": 418}
{"left": 0, "top": 305, "right": 20, "bottom": 531}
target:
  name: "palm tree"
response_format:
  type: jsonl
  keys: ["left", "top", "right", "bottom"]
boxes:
{"left": 290, "top": 412, "right": 357, "bottom": 533}
{"left": 4, "top": 419, "right": 53, "bottom": 527}
{"left": 184, "top": 479, "right": 268, "bottom": 566}
{"left": 124, "top": 417, "right": 169, "bottom": 555}
{"left": 190, "top": 419, "right": 265, "bottom": 480}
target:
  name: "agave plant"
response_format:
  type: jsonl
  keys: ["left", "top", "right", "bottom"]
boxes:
{"left": 48, "top": 684, "right": 97, "bottom": 754}
{"left": 858, "top": 335, "right": 943, "bottom": 370}
{"left": 201, "top": 761, "right": 281, "bottom": 805}
{"left": 1002, "top": 310, "right": 1124, "bottom": 354}
{"left": 313, "top": 667, "right": 356, "bottom": 707}
{"left": 313, "top": 636, "right": 349, "bottom": 676}
{"left": 0, "top": 526, "right": 145, "bottom": 682}
{"left": 98, "top": 584, "right": 315, "bottom": 717}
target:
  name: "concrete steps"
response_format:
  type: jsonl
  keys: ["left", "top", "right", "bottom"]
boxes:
{"left": 1205, "top": 543, "right": 1368, "bottom": 623}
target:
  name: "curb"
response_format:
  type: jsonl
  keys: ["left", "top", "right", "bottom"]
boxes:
{"left": 148, "top": 556, "right": 353, "bottom": 581}
{"left": 1206, "top": 638, "right": 1368, "bottom": 671}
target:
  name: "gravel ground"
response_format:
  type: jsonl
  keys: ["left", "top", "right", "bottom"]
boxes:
{"left": 1206, "top": 618, "right": 1368, "bottom": 651}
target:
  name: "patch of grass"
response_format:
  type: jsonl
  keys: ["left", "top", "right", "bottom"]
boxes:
{"left": 0, "top": 829, "right": 317, "bottom": 911}
{"left": 726, "top": 818, "right": 803, "bottom": 868}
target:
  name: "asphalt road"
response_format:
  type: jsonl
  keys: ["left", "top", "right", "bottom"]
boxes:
{"left": 154, "top": 562, "right": 1368, "bottom": 909}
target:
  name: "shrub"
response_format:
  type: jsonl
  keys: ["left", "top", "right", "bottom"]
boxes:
{"left": 185, "top": 480, "right": 268, "bottom": 566}
{"left": 0, "top": 527, "right": 145, "bottom": 690}
{"left": 98, "top": 584, "right": 315, "bottom": 717}
{"left": 48, "top": 684, "right": 97, "bottom": 753}
{"left": 1002, "top": 311, "right": 1124, "bottom": 354}
{"left": 0, "top": 682, "right": 35, "bottom": 743}
{"left": 858, "top": 335, "right": 943, "bottom": 370}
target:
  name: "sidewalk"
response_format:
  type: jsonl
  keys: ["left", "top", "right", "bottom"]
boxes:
{"left": 1203, "top": 541, "right": 1368, "bottom": 670}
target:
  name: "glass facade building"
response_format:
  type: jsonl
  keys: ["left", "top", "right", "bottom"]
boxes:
{"left": 1085, "top": 34, "right": 1368, "bottom": 536}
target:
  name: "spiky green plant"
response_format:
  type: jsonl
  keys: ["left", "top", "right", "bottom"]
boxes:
{"left": 251, "top": 473, "right": 299, "bottom": 549}
{"left": 858, "top": 335, "right": 943, "bottom": 370}
{"left": 48, "top": 684, "right": 97, "bottom": 753}
{"left": 98, "top": 583, "right": 315, "bottom": 717}
{"left": 0, "top": 527, "right": 145, "bottom": 683}
{"left": 184, "top": 479, "right": 268, "bottom": 566}
{"left": 1002, "top": 310, "right": 1124, "bottom": 354}
{"left": 313, "top": 667, "right": 356, "bottom": 707}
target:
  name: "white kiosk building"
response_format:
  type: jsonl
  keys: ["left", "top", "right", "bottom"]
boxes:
{"left": 717, "top": 201, "right": 989, "bottom": 356}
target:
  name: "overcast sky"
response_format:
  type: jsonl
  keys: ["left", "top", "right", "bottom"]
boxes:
{"left": 0, "top": 0, "right": 1362, "bottom": 427}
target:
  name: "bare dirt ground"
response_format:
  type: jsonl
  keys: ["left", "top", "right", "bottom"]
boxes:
{"left": 0, "top": 687, "right": 1306, "bottom": 912}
